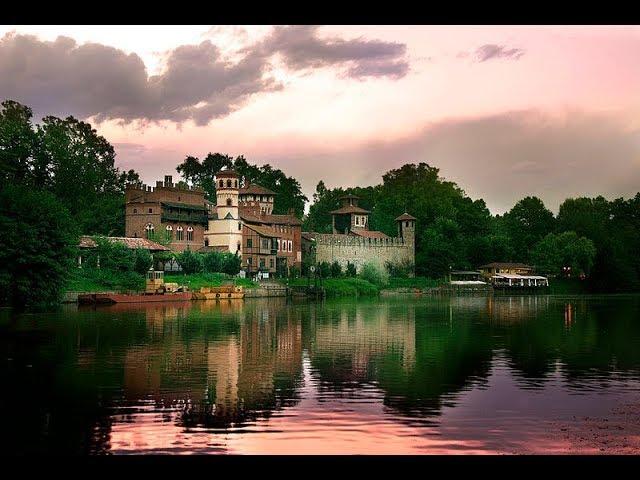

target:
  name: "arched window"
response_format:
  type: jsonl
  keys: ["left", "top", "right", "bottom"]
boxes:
{"left": 235, "top": 180, "right": 238, "bottom": 188}
{"left": 226, "top": 179, "right": 232, "bottom": 188}
{"left": 165, "top": 225, "right": 173, "bottom": 241}
{"left": 187, "top": 226, "right": 194, "bottom": 242}
{"left": 176, "top": 226, "right": 184, "bottom": 241}
{"left": 145, "top": 223, "right": 154, "bottom": 239}
{"left": 204, "top": 237, "right": 209, "bottom": 247}
{"left": 226, "top": 198, "right": 232, "bottom": 206}
{"left": 219, "top": 180, "right": 224, "bottom": 188}
{"left": 133, "top": 208, "right": 137, "bottom": 214}
{"left": 237, "top": 242, "right": 241, "bottom": 252}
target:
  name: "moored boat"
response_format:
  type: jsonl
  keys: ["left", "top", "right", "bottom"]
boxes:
{"left": 192, "top": 285, "right": 244, "bottom": 300}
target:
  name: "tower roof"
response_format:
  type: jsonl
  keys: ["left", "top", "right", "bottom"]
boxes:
{"left": 216, "top": 169, "right": 238, "bottom": 178}
{"left": 239, "top": 183, "right": 276, "bottom": 196}
{"left": 395, "top": 212, "right": 416, "bottom": 221}
{"left": 329, "top": 205, "right": 370, "bottom": 215}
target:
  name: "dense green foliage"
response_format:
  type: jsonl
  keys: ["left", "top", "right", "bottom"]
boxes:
{"left": 531, "top": 231, "right": 596, "bottom": 276}
{"left": 0, "top": 185, "right": 79, "bottom": 307}
{"left": 176, "top": 153, "right": 308, "bottom": 217}
{"left": 0, "top": 100, "right": 140, "bottom": 236}
{"left": 164, "top": 273, "right": 256, "bottom": 290}
{"left": 287, "top": 277, "right": 379, "bottom": 297}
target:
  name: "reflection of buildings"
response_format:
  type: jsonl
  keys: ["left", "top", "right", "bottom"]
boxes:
{"left": 118, "top": 299, "right": 303, "bottom": 428}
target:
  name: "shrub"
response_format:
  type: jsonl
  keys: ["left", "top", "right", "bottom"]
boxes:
{"left": 176, "top": 250, "right": 203, "bottom": 274}
{"left": 289, "top": 265, "right": 301, "bottom": 278}
{"left": 345, "top": 262, "right": 357, "bottom": 277}
{"left": 384, "top": 259, "right": 415, "bottom": 278}
{"left": 359, "top": 261, "right": 390, "bottom": 287}
{"left": 85, "top": 237, "right": 135, "bottom": 272}
{"left": 330, "top": 261, "right": 342, "bottom": 278}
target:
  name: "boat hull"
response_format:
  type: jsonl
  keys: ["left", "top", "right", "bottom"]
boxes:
{"left": 78, "top": 292, "right": 193, "bottom": 304}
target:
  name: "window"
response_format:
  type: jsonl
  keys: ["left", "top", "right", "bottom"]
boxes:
{"left": 247, "top": 238, "right": 253, "bottom": 248}
{"left": 238, "top": 222, "right": 242, "bottom": 231}
{"left": 219, "top": 180, "right": 224, "bottom": 188}
{"left": 133, "top": 208, "right": 137, "bottom": 214}
{"left": 187, "top": 226, "right": 194, "bottom": 242}
{"left": 145, "top": 223, "right": 154, "bottom": 239}
{"left": 148, "top": 208, "right": 153, "bottom": 214}
{"left": 260, "top": 258, "right": 265, "bottom": 268}
{"left": 237, "top": 242, "right": 241, "bottom": 252}
{"left": 355, "top": 216, "right": 360, "bottom": 226}
{"left": 277, "top": 239, "right": 281, "bottom": 251}
{"left": 288, "top": 240, "right": 292, "bottom": 252}
{"left": 226, "top": 179, "right": 232, "bottom": 188}
{"left": 226, "top": 198, "right": 232, "bottom": 206}
{"left": 176, "top": 226, "right": 184, "bottom": 241}
{"left": 269, "top": 258, "right": 274, "bottom": 268}
{"left": 261, "top": 238, "right": 270, "bottom": 250}
{"left": 235, "top": 180, "right": 238, "bottom": 188}
{"left": 165, "top": 225, "right": 173, "bottom": 241}
{"left": 204, "top": 237, "right": 209, "bottom": 246}
{"left": 248, "top": 257, "right": 252, "bottom": 265}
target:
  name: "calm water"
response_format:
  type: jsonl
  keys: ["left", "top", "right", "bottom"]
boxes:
{"left": 1, "top": 295, "right": 640, "bottom": 455}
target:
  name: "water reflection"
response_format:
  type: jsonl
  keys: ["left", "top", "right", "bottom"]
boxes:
{"left": 1, "top": 295, "right": 640, "bottom": 454}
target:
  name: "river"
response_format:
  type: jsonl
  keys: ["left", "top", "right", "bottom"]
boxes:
{"left": 2, "top": 295, "right": 640, "bottom": 454}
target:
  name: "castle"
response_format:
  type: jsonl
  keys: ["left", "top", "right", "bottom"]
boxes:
{"left": 302, "top": 195, "right": 416, "bottom": 275}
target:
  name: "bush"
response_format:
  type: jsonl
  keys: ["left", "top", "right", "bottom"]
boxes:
{"left": 289, "top": 265, "right": 301, "bottom": 278}
{"left": 176, "top": 250, "right": 203, "bottom": 274}
{"left": 330, "top": 261, "right": 342, "bottom": 277}
{"left": 345, "top": 262, "right": 357, "bottom": 277}
{"left": 84, "top": 237, "right": 135, "bottom": 272}
{"left": 0, "top": 185, "right": 78, "bottom": 307}
{"left": 359, "top": 261, "right": 390, "bottom": 287}
{"left": 384, "top": 259, "right": 415, "bottom": 278}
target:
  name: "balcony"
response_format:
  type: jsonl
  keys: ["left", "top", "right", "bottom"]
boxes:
{"left": 161, "top": 212, "right": 208, "bottom": 225}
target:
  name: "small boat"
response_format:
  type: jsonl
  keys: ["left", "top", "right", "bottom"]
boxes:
{"left": 192, "top": 285, "right": 245, "bottom": 300}
{"left": 78, "top": 292, "right": 192, "bottom": 304}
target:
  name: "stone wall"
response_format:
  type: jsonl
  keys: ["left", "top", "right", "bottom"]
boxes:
{"left": 314, "top": 234, "right": 414, "bottom": 273}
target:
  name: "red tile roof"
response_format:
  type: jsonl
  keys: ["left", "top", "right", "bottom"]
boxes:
{"left": 240, "top": 212, "right": 302, "bottom": 226}
{"left": 245, "top": 224, "right": 279, "bottom": 238}
{"left": 239, "top": 183, "right": 276, "bottom": 196}
{"left": 329, "top": 205, "right": 370, "bottom": 215}
{"left": 78, "top": 236, "right": 170, "bottom": 252}
{"left": 350, "top": 230, "right": 390, "bottom": 239}
{"left": 395, "top": 213, "right": 417, "bottom": 221}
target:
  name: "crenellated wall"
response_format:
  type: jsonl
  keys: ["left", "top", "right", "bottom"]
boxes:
{"left": 314, "top": 234, "right": 414, "bottom": 274}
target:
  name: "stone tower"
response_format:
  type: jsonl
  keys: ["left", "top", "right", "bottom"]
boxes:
{"left": 215, "top": 169, "right": 239, "bottom": 219}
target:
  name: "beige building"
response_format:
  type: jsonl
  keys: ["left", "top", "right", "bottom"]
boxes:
{"left": 307, "top": 195, "right": 416, "bottom": 275}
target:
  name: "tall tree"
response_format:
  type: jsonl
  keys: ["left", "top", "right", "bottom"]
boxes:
{"left": 502, "top": 196, "right": 555, "bottom": 262}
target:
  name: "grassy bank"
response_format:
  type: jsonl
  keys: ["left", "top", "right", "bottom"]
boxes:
{"left": 65, "top": 269, "right": 256, "bottom": 293}
{"left": 387, "top": 277, "right": 445, "bottom": 289}
{"left": 165, "top": 273, "right": 257, "bottom": 290}
{"left": 287, "top": 277, "right": 380, "bottom": 297}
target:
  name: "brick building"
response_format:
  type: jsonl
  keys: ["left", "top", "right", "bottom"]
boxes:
{"left": 125, "top": 175, "right": 208, "bottom": 252}
{"left": 204, "top": 169, "right": 302, "bottom": 279}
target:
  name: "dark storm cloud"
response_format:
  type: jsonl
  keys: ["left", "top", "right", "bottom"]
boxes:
{"left": 275, "top": 111, "right": 640, "bottom": 214}
{"left": 0, "top": 27, "right": 408, "bottom": 125}
{"left": 255, "top": 25, "right": 409, "bottom": 79}
{"left": 474, "top": 44, "right": 525, "bottom": 62}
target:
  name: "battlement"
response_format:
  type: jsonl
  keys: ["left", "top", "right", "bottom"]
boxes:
{"left": 125, "top": 181, "right": 204, "bottom": 194}
{"left": 314, "top": 234, "right": 409, "bottom": 248}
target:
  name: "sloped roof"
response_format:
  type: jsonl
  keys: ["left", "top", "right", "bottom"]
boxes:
{"left": 350, "top": 229, "right": 389, "bottom": 239}
{"left": 395, "top": 213, "right": 417, "bottom": 221}
{"left": 480, "top": 262, "right": 532, "bottom": 269}
{"left": 329, "top": 205, "right": 370, "bottom": 215}
{"left": 78, "top": 236, "right": 170, "bottom": 252}
{"left": 216, "top": 169, "right": 238, "bottom": 177}
{"left": 239, "top": 183, "right": 276, "bottom": 196}
{"left": 240, "top": 212, "right": 302, "bottom": 226}
{"left": 245, "top": 224, "right": 279, "bottom": 238}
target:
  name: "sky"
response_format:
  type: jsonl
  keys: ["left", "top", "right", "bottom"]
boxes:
{"left": 1, "top": 25, "right": 639, "bottom": 214}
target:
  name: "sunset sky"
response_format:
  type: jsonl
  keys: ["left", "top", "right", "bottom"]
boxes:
{"left": 1, "top": 25, "right": 639, "bottom": 213}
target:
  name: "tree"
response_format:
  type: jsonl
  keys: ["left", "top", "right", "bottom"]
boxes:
{"left": 346, "top": 262, "right": 357, "bottom": 277}
{"left": 221, "top": 253, "right": 242, "bottom": 275}
{"left": 330, "top": 261, "right": 342, "bottom": 278}
{"left": 0, "top": 185, "right": 78, "bottom": 307}
{"left": 531, "top": 231, "right": 596, "bottom": 276}
{"left": 133, "top": 249, "right": 153, "bottom": 275}
{"left": 503, "top": 196, "right": 555, "bottom": 262}
{"left": 203, "top": 251, "right": 224, "bottom": 273}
